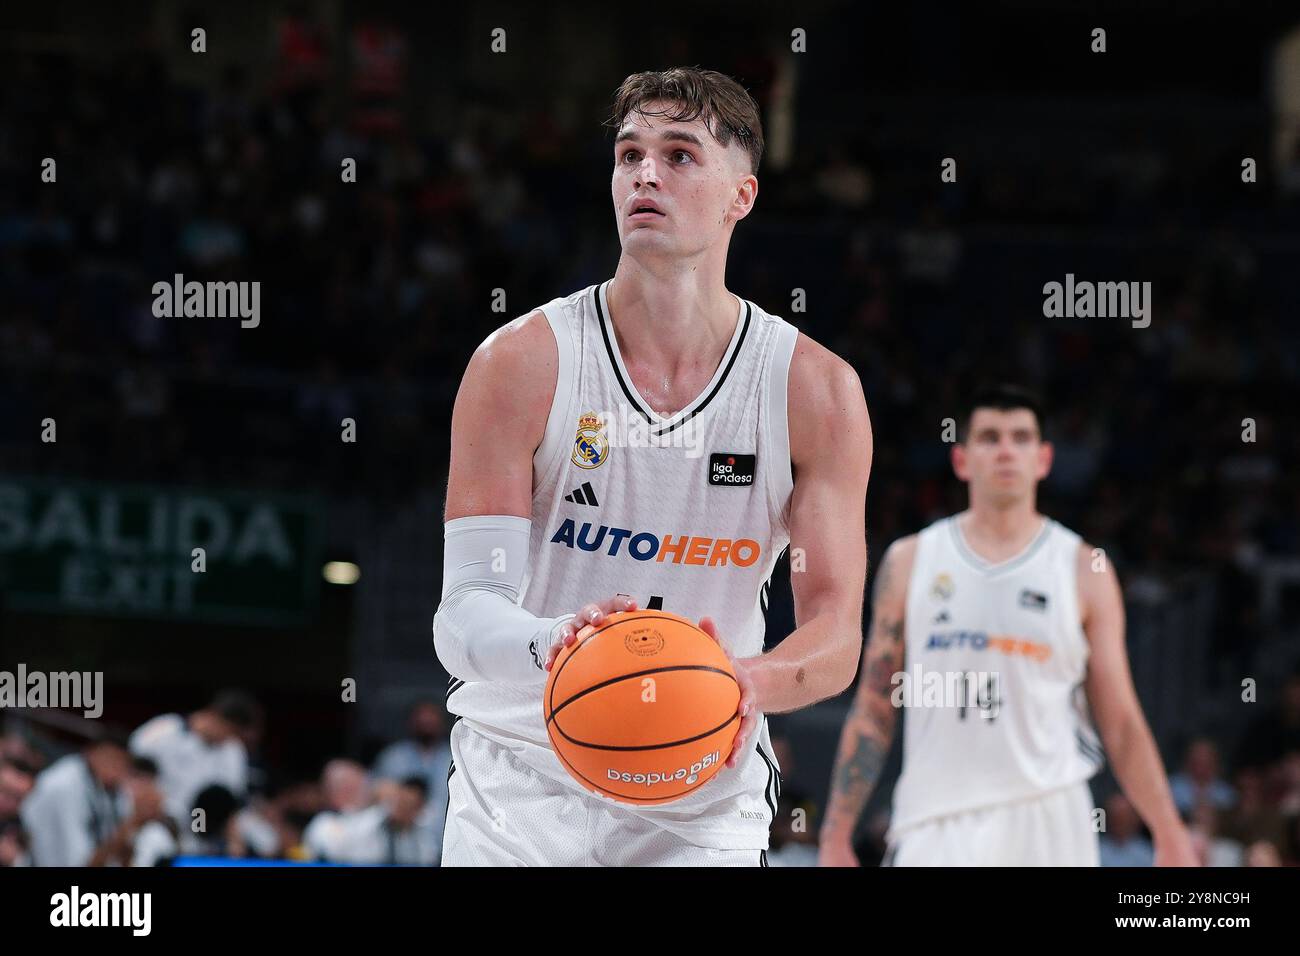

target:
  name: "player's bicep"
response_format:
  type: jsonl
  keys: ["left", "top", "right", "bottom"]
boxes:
{"left": 786, "top": 350, "right": 872, "bottom": 627}
{"left": 444, "top": 312, "right": 556, "bottom": 521}
{"left": 786, "top": 466, "right": 868, "bottom": 626}
{"left": 1079, "top": 545, "right": 1141, "bottom": 736}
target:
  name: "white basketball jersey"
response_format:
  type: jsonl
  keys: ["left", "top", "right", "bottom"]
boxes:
{"left": 888, "top": 514, "right": 1104, "bottom": 836}
{"left": 447, "top": 278, "right": 800, "bottom": 849}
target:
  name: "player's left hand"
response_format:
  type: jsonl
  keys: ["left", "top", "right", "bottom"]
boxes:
{"left": 1153, "top": 824, "right": 1200, "bottom": 867}
{"left": 698, "top": 617, "right": 758, "bottom": 769}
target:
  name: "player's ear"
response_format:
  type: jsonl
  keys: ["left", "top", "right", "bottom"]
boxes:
{"left": 730, "top": 169, "right": 758, "bottom": 222}
{"left": 951, "top": 441, "right": 969, "bottom": 481}
{"left": 1036, "top": 440, "right": 1054, "bottom": 480}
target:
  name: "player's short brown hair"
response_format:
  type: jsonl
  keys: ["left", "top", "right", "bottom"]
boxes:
{"left": 607, "top": 67, "right": 764, "bottom": 174}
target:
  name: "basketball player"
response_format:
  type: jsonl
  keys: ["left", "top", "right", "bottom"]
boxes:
{"left": 818, "top": 385, "right": 1198, "bottom": 866}
{"left": 433, "top": 67, "right": 872, "bottom": 866}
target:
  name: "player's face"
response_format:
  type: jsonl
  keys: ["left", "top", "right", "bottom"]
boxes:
{"left": 390, "top": 787, "right": 424, "bottom": 827}
{"left": 206, "top": 715, "right": 239, "bottom": 746}
{"left": 953, "top": 408, "right": 1052, "bottom": 503}
{"left": 611, "top": 100, "right": 756, "bottom": 260}
{"left": 88, "top": 745, "right": 131, "bottom": 789}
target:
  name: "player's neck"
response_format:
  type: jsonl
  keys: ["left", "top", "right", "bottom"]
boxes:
{"left": 959, "top": 505, "right": 1045, "bottom": 559}
{"left": 606, "top": 263, "right": 738, "bottom": 373}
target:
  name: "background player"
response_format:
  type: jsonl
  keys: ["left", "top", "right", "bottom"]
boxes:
{"left": 433, "top": 67, "right": 872, "bottom": 866}
{"left": 818, "top": 385, "right": 1198, "bottom": 866}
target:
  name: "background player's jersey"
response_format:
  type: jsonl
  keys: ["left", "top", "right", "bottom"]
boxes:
{"left": 447, "top": 279, "right": 800, "bottom": 849}
{"left": 888, "top": 514, "right": 1104, "bottom": 836}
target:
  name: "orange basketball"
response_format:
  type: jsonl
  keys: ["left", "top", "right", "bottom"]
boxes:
{"left": 543, "top": 609, "right": 740, "bottom": 805}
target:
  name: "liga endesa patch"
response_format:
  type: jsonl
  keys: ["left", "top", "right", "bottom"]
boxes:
{"left": 708, "top": 453, "right": 756, "bottom": 486}
{"left": 607, "top": 750, "right": 721, "bottom": 788}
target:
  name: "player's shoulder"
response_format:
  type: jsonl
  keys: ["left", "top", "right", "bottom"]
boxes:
{"left": 882, "top": 533, "right": 920, "bottom": 576}
{"left": 788, "top": 330, "right": 864, "bottom": 411}
{"left": 38, "top": 752, "right": 87, "bottom": 789}
{"left": 1071, "top": 531, "right": 1120, "bottom": 588}
{"left": 471, "top": 309, "right": 557, "bottom": 374}
{"left": 870, "top": 533, "right": 919, "bottom": 612}
{"left": 458, "top": 309, "right": 558, "bottom": 418}
{"left": 1057, "top": 522, "right": 1101, "bottom": 573}
{"left": 130, "top": 712, "right": 185, "bottom": 751}
{"left": 785, "top": 330, "right": 870, "bottom": 465}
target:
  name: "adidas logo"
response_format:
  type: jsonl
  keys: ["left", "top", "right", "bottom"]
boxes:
{"left": 563, "top": 482, "right": 600, "bottom": 506}
{"left": 933, "top": 610, "right": 950, "bottom": 624}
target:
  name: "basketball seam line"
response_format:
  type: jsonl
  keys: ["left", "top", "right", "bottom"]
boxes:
{"left": 545, "top": 609, "right": 728, "bottom": 723}
{"left": 548, "top": 663, "right": 738, "bottom": 720}
{"left": 550, "top": 713, "right": 741, "bottom": 753}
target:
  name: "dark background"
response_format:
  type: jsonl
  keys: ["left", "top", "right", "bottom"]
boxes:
{"left": 2, "top": 0, "right": 1299, "bottom": 864}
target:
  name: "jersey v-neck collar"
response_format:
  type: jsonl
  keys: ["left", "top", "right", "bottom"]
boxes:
{"left": 593, "top": 279, "right": 752, "bottom": 438}
{"left": 948, "top": 514, "right": 1054, "bottom": 577}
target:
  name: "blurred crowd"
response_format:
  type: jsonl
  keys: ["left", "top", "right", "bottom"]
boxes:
{"left": 1, "top": 694, "right": 451, "bottom": 866}
{"left": 1088, "top": 672, "right": 1300, "bottom": 868}
{"left": 3, "top": 16, "right": 1297, "bottom": 543}
{"left": 3, "top": 671, "right": 1298, "bottom": 866}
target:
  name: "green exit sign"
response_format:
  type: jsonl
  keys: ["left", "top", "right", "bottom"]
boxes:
{"left": 0, "top": 478, "right": 323, "bottom": 627}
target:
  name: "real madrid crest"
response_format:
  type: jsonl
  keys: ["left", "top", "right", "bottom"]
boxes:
{"left": 931, "top": 572, "right": 955, "bottom": 601}
{"left": 572, "top": 412, "right": 609, "bottom": 470}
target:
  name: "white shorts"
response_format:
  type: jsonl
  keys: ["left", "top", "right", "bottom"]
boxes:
{"left": 441, "top": 720, "right": 767, "bottom": 867}
{"left": 885, "top": 781, "right": 1100, "bottom": 866}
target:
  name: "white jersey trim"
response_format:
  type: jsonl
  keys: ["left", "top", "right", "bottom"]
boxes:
{"left": 533, "top": 301, "right": 578, "bottom": 489}
{"left": 764, "top": 319, "right": 798, "bottom": 529}
{"left": 947, "top": 514, "right": 1053, "bottom": 577}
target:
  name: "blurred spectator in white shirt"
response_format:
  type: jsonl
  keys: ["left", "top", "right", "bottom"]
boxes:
{"left": 302, "top": 759, "right": 373, "bottom": 860}
{"left": 20, "top": 737, "right": 131, "bottom": 866}
{"left": 323, "top": 758, "right": 372, "bottom": 813}
{"left": 373, "top": 702, "right": 450, "bottom": 795}
{"left": 129, "top": 690, "right": 260, "bottom": 825}
{"left": 87, "top": 757, "right": 179, "bottom": 867}
{"left": 371, "top": 701, "right": 450, "bottom": 847}
{"left": 310, "top": 776, "right": 437, "bottom": 865}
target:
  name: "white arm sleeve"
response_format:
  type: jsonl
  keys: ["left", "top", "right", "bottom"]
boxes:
{"left": 433, "top": 514, "right": 572, "bottom": 684}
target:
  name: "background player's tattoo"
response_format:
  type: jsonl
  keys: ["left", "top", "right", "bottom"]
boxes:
{"left": 823, "top": 545, "right": 906, "bottom": 838}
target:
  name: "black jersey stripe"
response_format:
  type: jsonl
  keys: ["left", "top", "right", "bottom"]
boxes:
{"left": 594, "top": 282, "right": 654, "bottom": 424}
{"left": 654, "top": 301, "right": 751, "bottom": 438}
{"left": 755, "top": 737, "right": 779, "bottom": 819}
{"left": 593, "top": 282, "right": 752, "bottom": 438}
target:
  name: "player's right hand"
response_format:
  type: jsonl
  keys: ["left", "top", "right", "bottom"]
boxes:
{"left": 544, "top": 596, "right": 638, "bottom": 671}
{"left": 817, "top": 837, "right": 861, "bottom": 868}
